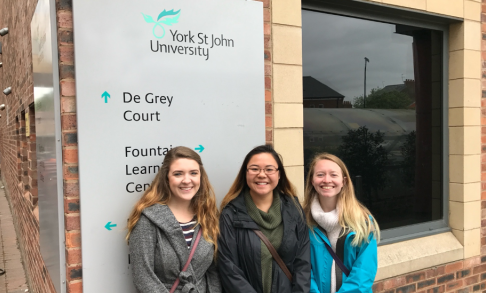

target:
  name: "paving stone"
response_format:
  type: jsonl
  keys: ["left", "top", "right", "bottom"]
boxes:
{"left": 0, "top": 182, "right": 29, "bottom": 293}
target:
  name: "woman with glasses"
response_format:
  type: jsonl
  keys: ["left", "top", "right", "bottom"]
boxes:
{"left": 218, "top": 145, "right": 310, "bottom": 293}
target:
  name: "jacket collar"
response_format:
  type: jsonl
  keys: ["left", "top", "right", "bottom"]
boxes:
{"left": 227, "top": 189, "right": 299, "bottom": 230}
{"left": 142, "top": 203, "right": 198, "bottom": 261}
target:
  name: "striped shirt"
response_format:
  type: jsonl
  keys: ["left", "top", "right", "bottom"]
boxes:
{"left": 179, "top": 218, "right": 197, "bottom": 249}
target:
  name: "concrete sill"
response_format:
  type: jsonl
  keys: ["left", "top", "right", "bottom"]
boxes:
{"left": 376, "top": 232, "right": 463, "bottom": 281}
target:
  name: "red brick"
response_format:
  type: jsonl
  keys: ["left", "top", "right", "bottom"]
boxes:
{"left": 264, "top": 35, "right": 271, "bottom": 49}
{"left": 384, "top": 277, "right": 407, "bottom": 290}
{"left": 66, "top": 248, "right": 82, "bottom": 265}
{"left": 464, "top": 257, "right": 481, "bottom": 268}
{"left": 63, "top": 164, "right": 79, "bottom": 180}
{"left": 265, "top": 103, "right": 272, "bottom": 115}
{"left": 407, "top": 272, "right": 426, "bottom": 283}
{"left": 58, "top": 11, "right": 73, "bottom": 28}
{"left": 66, "top": 231, "right": 81, "bottom": 248}
{"left": 67, "top": 265, "right": 82, "bottom": 281}
{"left": 67, "top": 280, "right": 82, "bottom": 293}
{"left": 65, "top": 213, "right": 81, "bottom": 230}
{"left": 64, "top": 198, "right": 80, "bottom": 214}
{"left": 265, "top": 64, "right": 272, "bottom": 76}
{"left": 61, "top": 80, "right": 76, "bottom": 96}
{"left": 64, "top": 181, "right": 80, "bottom": 197}
{"left": 59, "top": 46, "right": 74, "bottom": 63}
{"left": 265, "top": 116, "right": 272, "bottom": 128}
{"left": 265, "top": 90, "right": 272, "bottom": 102}
{"left": 464, "top": 274, "right": 479, "bottom": 285}
{"left": 426, "top": 285, "right": 444, "bottom": 293}
{"left": 63, "top": 148, "right": 78, "bottom": 164}
{"left": 61, "top": 114, "right": 77, "bottom": 130}
{"left": 265, "top": 76, "right": 272, "bottom": 90}
{"left": 264, "top": 50, "right": 272, "bottom": 62}
{"left": 264, "top": 22, "right": 271, "bottom": 35}
{"left": 474, "top": 264, "right": 486, "bottom": 275}
{"left": 445, "top": 262, "right": 464, "bottom": 274}
{"left": 61, "top": 96, "right": 77, "bottom": 113}
{"left": 373, "top": 282, "right": 384, "bottom": 292}
{"left": 266, "top": 130, "right": 273, "bottom": 142}
{"left": 445, "top": 279, "right": 463, "bottom": 292}
{"left": 263, "top": 8, "right": 271, "bottom": 22}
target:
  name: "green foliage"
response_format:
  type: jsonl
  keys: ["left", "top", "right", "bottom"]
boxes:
{"left": 400, "top": 131, "right": 416, "bottom": 186}
{"left": 353, "top": 87, "right": 413, "bottom": 109}
{"left": 339, "top": 126, "right": 389, "bottom": 199}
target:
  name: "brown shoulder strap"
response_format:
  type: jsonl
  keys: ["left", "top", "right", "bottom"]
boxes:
{"left": 253, "top": 229, "right": 293, "bottom": 282}
{"left": 170, "top": 229, "right": 202, "bottom": 293}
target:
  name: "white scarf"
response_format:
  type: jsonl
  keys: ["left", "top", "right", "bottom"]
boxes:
{"left": 311, "top": 196, "right": 341, "bottom": 293}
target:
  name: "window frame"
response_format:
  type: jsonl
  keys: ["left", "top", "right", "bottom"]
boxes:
{"left": 301, "top": 0, "right": 452, "bottom": 245}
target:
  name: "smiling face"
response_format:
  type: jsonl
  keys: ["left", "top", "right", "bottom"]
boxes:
{"left": 246, "top": 153, "right": 280, "bottom": 199}
{"left": 312, "top": 159, "right": 344, "bottom": 201}
{"left": 168, "top": 158, "right": 201, "bottom": 203}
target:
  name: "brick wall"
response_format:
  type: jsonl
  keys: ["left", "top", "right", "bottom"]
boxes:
{"left": 264, "top": 0, "right": 273, "bottom": 145}
{"left": 56, "top": 0, "right": 82, "bottom": 290}
{"left": 0, "top": 0, "right": 56, "bottom": 292}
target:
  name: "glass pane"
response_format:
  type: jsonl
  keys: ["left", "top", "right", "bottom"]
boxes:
{"left": 302, "top": 11, "right": 443, "bottom": 230}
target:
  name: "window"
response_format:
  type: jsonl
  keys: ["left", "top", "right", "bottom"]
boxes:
{"left": 302, "top": 7, "right": 449, "bottom": 243}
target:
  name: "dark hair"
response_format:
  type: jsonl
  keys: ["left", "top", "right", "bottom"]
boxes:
{"left": 220, "top": 144, "right": 299, "bottom": 209}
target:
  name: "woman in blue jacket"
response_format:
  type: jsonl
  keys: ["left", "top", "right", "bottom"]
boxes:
{"left": 303, "top": 153, "right": 380, "bottom": 293}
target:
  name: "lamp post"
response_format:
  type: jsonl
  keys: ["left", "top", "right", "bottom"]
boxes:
{"left": 364, "top": 57, "right": 369, "bottom": 108}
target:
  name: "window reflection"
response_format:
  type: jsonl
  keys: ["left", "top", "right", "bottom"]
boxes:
{"left": 302, "top": 11, "right": 443, "bottom": 230}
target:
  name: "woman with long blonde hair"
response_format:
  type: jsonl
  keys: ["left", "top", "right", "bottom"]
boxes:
{"left": 218, "top": 145, "right": 310, "bottom": 293}
{"left": 127, "top": 146, "right": 220, "bottom": 293}
{"left": 303, "top": 153, "right": 380, "bottom": 293}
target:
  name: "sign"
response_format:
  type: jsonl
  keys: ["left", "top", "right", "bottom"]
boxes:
{"left": 72, "top": 0, "right": 264, "bottom": 291}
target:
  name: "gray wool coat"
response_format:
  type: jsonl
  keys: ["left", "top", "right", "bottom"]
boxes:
{"left": 129, "top": 204, "right": 221, "bottom": 293}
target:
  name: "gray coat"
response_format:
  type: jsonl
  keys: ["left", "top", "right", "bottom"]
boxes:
{"left": 129, "top": 204, "right": 221, "bottom": 293}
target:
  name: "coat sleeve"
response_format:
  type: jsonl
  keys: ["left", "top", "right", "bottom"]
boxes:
{"left": 217, "top": 211, "right": 258, "bottom": 293}
{"left": 206, "top": 259, "right": 222, "bottom": 293}
{"left": 337, "top": 234, "right": 378, "bottom": 293}
{"left": 129, "top": 215, "right": 170, "bottom": 293}
{"left": 291, "top": 208, "right": 311, "bottom": 293}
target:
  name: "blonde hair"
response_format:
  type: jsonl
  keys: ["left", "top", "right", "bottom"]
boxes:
{"left": 220, "top": 145, "right": 300, "bottom": 212}
{"left": 303, "top": 153, "right": 380, "bottom": 246}
{"left": 126, "top": 146, "right": 220, "bottom": 252}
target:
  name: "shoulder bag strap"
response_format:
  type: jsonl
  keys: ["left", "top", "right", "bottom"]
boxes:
{"left": 252, "top": 229, "right": 293, "bottom": 282}
{"left": 316, "top": 227, "right": 350, "bottom": 277}
{"left": 170, "top": 228, "right": 202, "bottom": 293}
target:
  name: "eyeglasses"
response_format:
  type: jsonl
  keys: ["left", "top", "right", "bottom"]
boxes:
{"left": 247, "top": 166, "right": 279, "bottom": 175}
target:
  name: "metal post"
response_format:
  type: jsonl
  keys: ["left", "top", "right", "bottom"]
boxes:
{"left": 364, "top": 57, "right": 369, "bottom": 108}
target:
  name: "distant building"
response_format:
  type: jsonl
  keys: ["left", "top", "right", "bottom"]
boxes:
{"left": 303, "top": 76, "right": 352, "bottom": 108}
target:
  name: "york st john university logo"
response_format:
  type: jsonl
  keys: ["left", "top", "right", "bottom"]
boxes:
{"left": 142, "top": 9, "right": 181, "bottom": 39}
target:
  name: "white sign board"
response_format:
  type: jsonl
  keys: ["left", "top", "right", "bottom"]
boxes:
{"left": 72, "top": 0, "right": 264, "bottom": 291}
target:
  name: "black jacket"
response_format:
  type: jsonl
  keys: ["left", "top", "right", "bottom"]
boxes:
{"left": 217, "top": 192, "right": 311, "bottom": 293}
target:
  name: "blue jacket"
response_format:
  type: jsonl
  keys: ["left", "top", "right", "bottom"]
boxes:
{"left": 309, "top": 227, "right": 377, "bottom": 293}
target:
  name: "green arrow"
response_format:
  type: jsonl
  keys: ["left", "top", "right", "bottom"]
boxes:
{"left": 195, "top": 145, "right": 204, "bottom": 153}
{"left": 101, "top": 91, "right": 110, "bottom": 103}
{"left": 105, "top": 221, "right": 117, "bottom": 230}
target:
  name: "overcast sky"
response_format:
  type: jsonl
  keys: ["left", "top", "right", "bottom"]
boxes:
{"left": 302, "top": 10, "right": 415, "bottom": 102}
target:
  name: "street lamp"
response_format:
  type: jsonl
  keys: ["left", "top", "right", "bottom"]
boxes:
{"left": 364, "top": 57, "right": 370, "bottom": 108}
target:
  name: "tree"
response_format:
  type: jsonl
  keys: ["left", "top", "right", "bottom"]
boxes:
{"left": 339, "top": 126, "right": 389, "bottom": 204}
{"left": 400, "top": 131, "right": 416, "bottom": 187}
{"left": 353, "top": 87, "right": 413, "bottom": 109}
